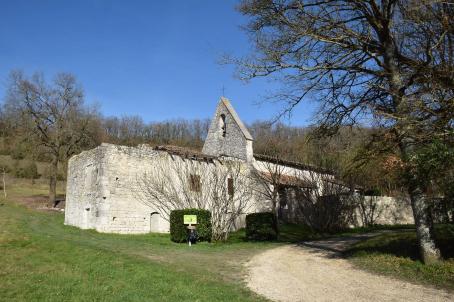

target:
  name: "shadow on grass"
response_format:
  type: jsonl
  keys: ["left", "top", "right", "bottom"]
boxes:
{"left": 229, "top": 223, "right": 417, "bottom": 245}
{"left": 344, "top": 224, "right": 454, "bottom": 261}
{"left": 227, "top": 223, "right": 324, "bottom": 244}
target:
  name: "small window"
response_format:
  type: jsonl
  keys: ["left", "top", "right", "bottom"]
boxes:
{"left": 219, "top": 114, "right": 226, "bottom": 137}
{"left": 189, "top": 174, "right": 201, "bottom": 192}
{"left": 227, "top": 177, "right": 234, "bottom": 196}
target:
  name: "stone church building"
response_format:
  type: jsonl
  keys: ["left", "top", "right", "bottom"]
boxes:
{"left": 64, "top": 98, "right": 412, "bottom": 234}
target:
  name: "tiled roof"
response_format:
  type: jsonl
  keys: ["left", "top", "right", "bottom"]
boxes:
{"left": 153, "top": 145, "right": 217, "bottom": 162}
{"left": 253, "top": 153, "right": 333, "bottom": 174}
{"left": 257, "top": 171, "right": 315, "bottom": 188}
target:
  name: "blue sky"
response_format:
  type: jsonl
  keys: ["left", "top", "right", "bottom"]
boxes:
{"left": 0, "top": 0, "right": 315, "bottom": 125}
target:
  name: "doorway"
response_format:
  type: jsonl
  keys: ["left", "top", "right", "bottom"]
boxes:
{"left": 150, "top": 212, "right": 160, "bottom": 232}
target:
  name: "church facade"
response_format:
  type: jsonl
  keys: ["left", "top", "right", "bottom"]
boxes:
{"left": 64, "top": 98, "right": 383, "bottom": 234}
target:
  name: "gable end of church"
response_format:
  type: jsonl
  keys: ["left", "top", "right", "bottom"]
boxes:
{"left": 202, "top": 97, "right": 253, "bottom": 162}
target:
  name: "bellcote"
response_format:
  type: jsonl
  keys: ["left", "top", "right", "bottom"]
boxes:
{"left": 202, "top": 97, "right": 253, "bottom": 162}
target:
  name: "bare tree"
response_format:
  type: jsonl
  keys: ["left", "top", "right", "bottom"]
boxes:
{"left": 252, "top": 137, "right": 336, "bottom": 232}
{"left": 355, "top": 195, "right": 388, "bottom": 227}
{"left": 291, "top": 169, "right": 356, "bottom": 232}
{"left": 252, "top": 154, "right": 288, "bottom": 234}
{"left": 5, "top": 71, "right": 98, "bottom": 205}
{"left": 135, "top": 152, "right": 253, "bottom": 241}
{"left": 0, "top": 164, "right": 8, "bottom": 199}
{"left": 234, "top": 0, "right": 453, "bottom": 264}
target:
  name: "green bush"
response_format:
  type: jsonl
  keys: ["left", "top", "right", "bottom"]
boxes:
{"left": 10, "top": 147, "right": 25, "bottom": 160}
{"left": 14, "top": 161, "right": 40, "bottom": 179}
{"left": 42, "top": 166, "right": 66, "bottom": 181}
{"left": 24, "top": 162, "right": 39, "bottom": 179}
{"left": 0, "top": 164, "right": 10, "bottom": 173}
{"left": 246, "top": 212, "right": 277, "bottom": 241}
{"left": 169, "top": 209, "right": 212, "bottom": 243}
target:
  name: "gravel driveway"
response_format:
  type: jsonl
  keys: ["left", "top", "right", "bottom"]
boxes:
{"left": 246, "top": 234, "right": 452, "bottom": 302}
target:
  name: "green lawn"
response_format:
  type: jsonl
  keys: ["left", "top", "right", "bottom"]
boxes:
{"left": 0, "top": 191, "right": 273, "bottom": 301}
{"left": 344, "top": 225, "right": 454, "bottom": 290}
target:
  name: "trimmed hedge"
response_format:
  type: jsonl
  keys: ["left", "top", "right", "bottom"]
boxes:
{"left": 245, "top": 212, "right": 277, "bottom": 241}
{"left": 170, "top": 209, "right": 212, "bottom": 243}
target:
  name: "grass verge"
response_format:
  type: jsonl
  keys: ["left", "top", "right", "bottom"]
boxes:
{"left": 344, "top": 224, "right": 454, "bottom": 290}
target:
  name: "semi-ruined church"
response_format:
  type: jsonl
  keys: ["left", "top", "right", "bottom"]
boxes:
{"left": 64, "top": 98, "right": 411, "bottom": 234}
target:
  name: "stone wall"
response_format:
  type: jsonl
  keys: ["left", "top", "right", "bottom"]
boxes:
{"left": 202, "top": 98, "right": 253, "bottom": 162}
{"left": 65, "top": 142, "right": 414, "bottom": 235}
{"left": 276, "top": 193, "right": 414, "bottom": 226}
{"left": 354, "top": 196, "right": 414, "bottom": 226}
{"left": 64, "top": 146, "right": 106, "bottom": 230}
{"left": 98, "top": 144, "right": 167, "bottom": 234}
{"left": 65, "top": 144, "right": 167, "bottom": 234}
{"left": 65, "top": 143, "right": 260, "bottom": 234}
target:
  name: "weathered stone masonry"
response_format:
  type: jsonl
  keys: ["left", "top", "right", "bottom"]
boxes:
{"left": 202, "top": 97, "right": 253, "bottom": 162}
{"left": 65, "top": 97, "right": 413, "bottom": 234}
{"left": 65, "top": 144, "right": 170, "bottom": 234}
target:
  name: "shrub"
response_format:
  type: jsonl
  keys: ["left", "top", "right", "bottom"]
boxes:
{"left": 245, "top": 212, "right": 277, "bottom": 241}
{"left": 23, "top": 162, "right": 39, "bottom": 179}
{"left": 364, "top": 188, "right": 382, "bottom": 196}
{"left": 42, "top": 166, "right": 66, "bottom": 181}
{"left": 14, "top": 167, "right": 25, "bottom": 178}
{"left": 14, "top": 161, "right": 40, "bottom": 179}
{"left": 10, "top": 147, "right": 25, "bottom": 160}
{"left": 0, "top": 164, "right": 10, "bottom": 174}
{"left": 169, "top": 209, "right": 212, "bottom": 243}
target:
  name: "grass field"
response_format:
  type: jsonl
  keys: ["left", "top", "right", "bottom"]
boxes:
{"left": 0, "top": 184, "right": 274, "bottom": 302}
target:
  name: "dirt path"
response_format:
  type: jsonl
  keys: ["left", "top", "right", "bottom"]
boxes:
{"left": 246, "top": 234, "right": 452, "bottom": 302}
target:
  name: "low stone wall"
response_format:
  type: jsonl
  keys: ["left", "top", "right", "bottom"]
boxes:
{"left": 278, "top": 193, "right": 415, "bottom": 227}
{"left": 354, "top": 196, "right": 414, "bottom": 226}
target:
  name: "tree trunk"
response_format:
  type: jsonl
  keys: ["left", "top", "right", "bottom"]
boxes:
{"left": 2, "top": 169, "right": 6, "bottom": 198}
{"left": 400, "top": 140, "right": 441, "bottom": 264}
{"left": 48, "top": 155, "right": 58, "bottom": 206}
{"left": 272, "top": 191, "right": 280, "bottom": 235}
{"left": 408, "top": 183, "right": 441, "bottom": 264}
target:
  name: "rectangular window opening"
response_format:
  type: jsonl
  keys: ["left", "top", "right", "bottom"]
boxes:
{"left": 189, "top": 174, "right": 201, "bottom": 192}
{"left": 228, "top": 177, "right": 234, "bottom": 196}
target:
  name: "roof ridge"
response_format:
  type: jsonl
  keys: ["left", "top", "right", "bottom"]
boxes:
{"left": 153, "top": 145, "right": 217, "bottom": 162}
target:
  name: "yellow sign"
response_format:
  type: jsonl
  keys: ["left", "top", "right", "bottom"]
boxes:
{"left": 183, "top": 215, "right": 197, "bottom": 224}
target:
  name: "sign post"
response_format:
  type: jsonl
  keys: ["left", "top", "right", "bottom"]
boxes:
{"left": 183, "top": 215, "right": 198, "bottom": 246}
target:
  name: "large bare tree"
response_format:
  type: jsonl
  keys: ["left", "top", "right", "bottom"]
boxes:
{"left": 5, "top": 71, "right": 98, "bottom": 205}
{"left": 234, "top": 0, "right": 453, "bottom": 264}
{"left": 135, "top": 152, "right": 253, "bottom": 241}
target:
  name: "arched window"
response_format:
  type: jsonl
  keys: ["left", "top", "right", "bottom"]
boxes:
{"left": 219, "top": 114, "right": 226, "bottom": 137}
